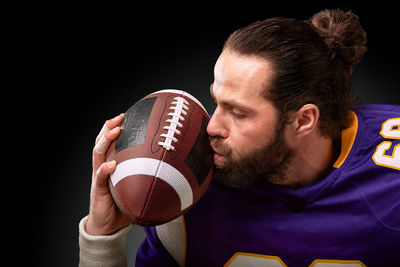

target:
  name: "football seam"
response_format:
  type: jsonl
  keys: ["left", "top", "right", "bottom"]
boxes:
{"left": 139, "top": 94, "right": 190, "bottom": 224}
{"left": 138, "top": 149, "right": 166, "bottom": 224}
{"left": 138, "top": 175, "right": 156, "bottom": 224}
{"left": 138, "top": 94, "right": 172, "bottom": 224}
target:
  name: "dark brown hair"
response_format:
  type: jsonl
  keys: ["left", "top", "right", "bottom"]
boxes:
{"left": 223, "top": 9, "right": 367, "bottom": 138}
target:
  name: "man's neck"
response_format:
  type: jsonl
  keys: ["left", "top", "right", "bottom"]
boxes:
{"left": 279, "top": 133, "right": 339, "bottom": 190}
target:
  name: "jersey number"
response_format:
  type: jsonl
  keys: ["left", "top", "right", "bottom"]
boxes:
{"left": 372, "top": 118, "right": 400, "bottom": 170}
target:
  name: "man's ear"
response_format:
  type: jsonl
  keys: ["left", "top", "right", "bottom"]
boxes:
{"left": 293, "top": 104, "right": 320, "bottom": 136}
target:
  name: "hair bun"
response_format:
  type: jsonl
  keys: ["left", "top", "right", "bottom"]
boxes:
{"left": 308, "top": 9, "right": 367, "bottom": 66}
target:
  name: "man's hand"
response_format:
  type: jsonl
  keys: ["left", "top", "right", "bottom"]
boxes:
{"left": 86, "top": 113, "right": 133, "bottom": 236}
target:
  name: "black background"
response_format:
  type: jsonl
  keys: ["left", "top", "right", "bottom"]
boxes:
{"left": 23, "top": 5, "right": 399, "bottom": 266}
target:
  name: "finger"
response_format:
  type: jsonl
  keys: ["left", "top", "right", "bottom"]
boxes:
{"left": 92, "top": 126, "right": 121, "bottom": 173}
{"left": 95, "top": 123, "right": 110, "bottom": 144}
{"left": 95, "top": 160, "right": 117, "bottom": 189}
{"left": 95, "top": 113, "right": 125, "bottom": 144}
{"left": 94, "top": 126, "right": 121, "bottom": 155}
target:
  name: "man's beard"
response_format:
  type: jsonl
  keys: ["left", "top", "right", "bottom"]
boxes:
{"left": 209, "top": 119, "right": 294, "bottom": 188}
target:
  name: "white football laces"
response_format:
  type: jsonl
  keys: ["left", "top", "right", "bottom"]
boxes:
{"left": 158, "top": 96, "right": 189, "bottom": 150}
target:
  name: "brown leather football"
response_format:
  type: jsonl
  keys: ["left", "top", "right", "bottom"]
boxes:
{"left": 106, "top": 89, "right": 213, "bottom": 226}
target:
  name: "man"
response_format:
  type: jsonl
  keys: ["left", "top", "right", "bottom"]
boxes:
{"left": 79, "top": 9, "right": 400, "bottom": 266}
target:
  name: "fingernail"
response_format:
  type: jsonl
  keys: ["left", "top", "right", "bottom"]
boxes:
{"left": 108, "top": 160, "right": 116, "bottom": 168}
{"left": 112, "top": 113, "right": 123, "bottom": 122}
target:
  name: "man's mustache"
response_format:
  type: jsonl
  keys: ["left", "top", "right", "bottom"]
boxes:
{"left": 209, "top": 136, "right": 232, "bottom": 157}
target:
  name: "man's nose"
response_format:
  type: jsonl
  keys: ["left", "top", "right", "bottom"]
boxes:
{"left": 207, "top": 106, "right": 229, "bottom": 139}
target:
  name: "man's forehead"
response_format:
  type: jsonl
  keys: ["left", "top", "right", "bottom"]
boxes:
{"left": 213, "top": 51, "right": 273, "bottom": 97}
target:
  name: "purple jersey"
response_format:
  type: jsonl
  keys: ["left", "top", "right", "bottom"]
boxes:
{"left": 136, "top": 104, "right": 400, "bottom": 266}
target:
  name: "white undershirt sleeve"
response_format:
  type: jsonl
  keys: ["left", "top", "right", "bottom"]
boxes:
{"left": 79, "top": 216, "right": 132, "bottom": 267}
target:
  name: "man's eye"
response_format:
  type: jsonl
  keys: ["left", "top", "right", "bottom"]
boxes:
{"left": 231, "top": 111, "right": 246, "bottom": 119}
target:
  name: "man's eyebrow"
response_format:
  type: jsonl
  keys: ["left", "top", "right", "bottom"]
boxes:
{"left": 209, "top": 83, "right": 253, "bottom": 112}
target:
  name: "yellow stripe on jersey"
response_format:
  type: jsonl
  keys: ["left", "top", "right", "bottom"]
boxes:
{"left": 333, "top": 111, "right": 358, "bottom": 169}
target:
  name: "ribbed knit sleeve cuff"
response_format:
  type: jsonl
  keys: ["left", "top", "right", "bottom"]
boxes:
{"left": 79, "top": 216, "right": 132, "bottom": 267}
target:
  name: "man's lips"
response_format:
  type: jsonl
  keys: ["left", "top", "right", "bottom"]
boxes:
{"left": 213, "top": 153, "right": 223, "bottom": 165}
{"left": 210, "top": 142, "right": 228, "bottom": 165}
{"left": 212, "top": 150, "right": 226, "bottom": 165}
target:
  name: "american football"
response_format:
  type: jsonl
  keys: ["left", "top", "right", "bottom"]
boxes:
{"left": 106, "top": 89, "right": 213, "bottom": 226}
